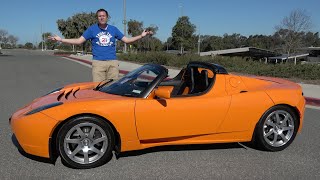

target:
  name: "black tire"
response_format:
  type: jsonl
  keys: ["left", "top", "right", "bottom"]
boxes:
{"left": 253, "top": 105, "right": 299, "bottom": 151}
{"left": 57, "top": 115, "right": 115, "bottom": 169}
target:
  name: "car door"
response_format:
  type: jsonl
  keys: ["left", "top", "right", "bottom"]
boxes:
{"left": 135, "top": 95, "right": 231, "bottom": 141}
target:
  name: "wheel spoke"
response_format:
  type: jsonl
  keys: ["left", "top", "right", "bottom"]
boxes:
{"left": 76, "top": 127, "right": 85, "bottom": 138}
{"left": 65, "top": 138, "right": 80, "bottom": 144}
{"left": 69, "top": 146, "right": 82, "bottom": 157}
{"left": 89, "top": 126, "right": 96, "bottom": 139}
{"left": 279, "top": 133, "right": 289, "bottom": 143}
{"left": 272, "top": 133, "right": 278, "bottom": 144}
{"left": 92, "top": 136, "right": 107, "bottom": 145}
{"left": 90, "top": 147, "right": 103, "bottom": 155}
{"left": 280, "top": 115, "right": 289, "bottom": 128}
{"left": 266, "top": 120, "right": 276, "bottom": 127}
{"left": 264, "top": 129, "right": 274, "bottom": 138}
{"left": 83, "top": 151, "right": 89, "bottom": 164}
{"left": 275, "top": 112, "right": 281, "bottom": 124}
{"left": 282, "top": 126, "right": 294, "bottom": 131}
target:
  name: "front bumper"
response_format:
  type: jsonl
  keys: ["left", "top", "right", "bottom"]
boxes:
{"left": 10, "top": 112, "right": 59, "bottom": 158}
{"left": 297, "top": 96, "right": 306, "bottom": 132}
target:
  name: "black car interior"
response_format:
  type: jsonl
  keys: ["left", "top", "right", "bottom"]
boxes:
{"left": 160, "top": 66, "right": 214, "bottom": 97}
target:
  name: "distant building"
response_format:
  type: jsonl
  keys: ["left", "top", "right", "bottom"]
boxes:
{"left": 200, "top": 46, "right": 320, "bottom": 64}
{"left": 300, "top": 47, "right": 320, "bottom": 63}
{"left": 268, "top": 53, "right": 309, "bottom": 64}
{"left": 200, "top": 47, "right": 279, "bottom": 59}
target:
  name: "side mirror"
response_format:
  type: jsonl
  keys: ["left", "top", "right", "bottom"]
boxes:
{"left": 155, "top": 86, "right": 173, "bottom": 99}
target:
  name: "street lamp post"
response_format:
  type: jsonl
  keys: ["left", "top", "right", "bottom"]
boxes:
{"left": 123, "top": 0, "right": 127, "bottom": 53}
{"left": 198, "top": 26, "right": 201, "bottom": 55}
{"left": 41, "top": 24, "right": 44, "bottom": 51}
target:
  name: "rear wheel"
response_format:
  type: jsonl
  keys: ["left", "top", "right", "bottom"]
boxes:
{"left": 254, "top": 105, "right": 299, "bottom": 151}
{"left": 57, "top": 116, "right": 115, "bottom": 169}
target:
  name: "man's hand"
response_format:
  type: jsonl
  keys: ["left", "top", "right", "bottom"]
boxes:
{"left": 121, "top": 30, "right": 153, "bottom": 43}
{"left": 48, "top": 35, "right": 62, "bottom": 42}
{"left": 141, "top": 29, "right": 153, "bottom": 38}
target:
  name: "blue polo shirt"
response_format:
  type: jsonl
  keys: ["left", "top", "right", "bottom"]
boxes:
{"left": 82, "top": 24, "right": 124, "bottom": 60}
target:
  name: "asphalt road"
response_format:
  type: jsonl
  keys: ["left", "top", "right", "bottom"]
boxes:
{"left": 0, "top": 49, "right": 319, "bottom": 179}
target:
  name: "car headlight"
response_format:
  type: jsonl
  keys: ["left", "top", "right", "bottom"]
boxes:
{"left": 43, "top": 87, "right": 63, "bottom": 96}
{"left": 26, "top": 102, "right": 63, "bottom": 115}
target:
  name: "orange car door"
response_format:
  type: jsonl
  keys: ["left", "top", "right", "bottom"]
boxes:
{"left": 135, "top": 95, "right": 231, "bottom": 140}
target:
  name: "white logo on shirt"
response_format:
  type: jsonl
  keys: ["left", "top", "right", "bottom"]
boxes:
{"left": 96, "top": 32, "right": 113, "bottom": 46}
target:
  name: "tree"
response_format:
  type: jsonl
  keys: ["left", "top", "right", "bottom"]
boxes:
{"left": 142, "top": 25, "right": 160, "bottom": 51}
{"left": 127, "top": 20, "right": 144, "bottom": 37}
{"left": 2, "top": 36, "right": 9, "bottom": 48}
{"left": 303, "top": 32, "right": 320, "bottom": 47}
{"left": 221, "top": 33, "right": 247, "bottom": 49}
{"left": 24, "top": 42, "right": 34, "bottom": 49}
{"left": 0, "top": 29, "right": 8, "bottom": 48}
{"left": 164, "top": 37, "right": 174, "bottom": 51}
{"left": 7, "top": 35, "right": 18, "bottom": 48}
{"left": 145, "top": 37, "right": 162, "bottom": 51}
{"left": 127, "top": 19, "right": 144, "bottom": 51}
{"left": 275, "top": 9, "right": 312, "bottom": 54}
{"left": 41, "top": 32, "right": 57, "bottom": 50}
{"left": 208, "top": 35, "right": 224, "bottom": 50}
{"left": 127, "top": 19, "right": 160, "bottom": 52}
{"left": 171, "top": 16, "right": 196, "bottom": 53}
{"left": 57, "top": 12, "right": 96, "bottom": 52}
{"left": 247, "top": 34, "right": 275, "bottom": 49}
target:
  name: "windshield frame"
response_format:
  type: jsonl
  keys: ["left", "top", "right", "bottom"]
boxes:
{"left": 99, "top": 64, "right": 168, "bottom": 98}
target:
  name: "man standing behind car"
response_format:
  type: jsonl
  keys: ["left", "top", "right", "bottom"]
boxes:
{"left": 49, "top": 8, "right": 153, "bottom": 82}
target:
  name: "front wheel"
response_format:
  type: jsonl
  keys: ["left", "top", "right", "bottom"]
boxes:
{"left": 57, "top": 116, "right": 115, "bottom": 169}
{"left": 254, "top": 105, "right": 299, "bottom": 151}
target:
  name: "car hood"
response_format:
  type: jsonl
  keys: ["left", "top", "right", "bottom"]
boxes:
{"left": 12, "top": 83, "right": 132, "bottom": 119}
{"left": 30, "top": 83, "right": 130, "bottom": 110}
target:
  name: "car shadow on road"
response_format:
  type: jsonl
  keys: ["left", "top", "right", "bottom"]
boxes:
{"left": 11, "top": 135, "right": 54, "bottom": 164}
{"left": 117, "top": 142, "right": 250, "bottom": 159}
{"left": 12, "top": 133, "right": 255, "bottom": 165}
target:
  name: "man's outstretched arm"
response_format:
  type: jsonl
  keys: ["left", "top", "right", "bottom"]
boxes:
{"left": 48, "top": 35, "right": 86, "bottom": 45}
{"left": 121, "top": 30, "right": 153, "bottom": 44}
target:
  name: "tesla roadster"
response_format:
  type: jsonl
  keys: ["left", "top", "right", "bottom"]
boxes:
{"left": 10, "top": 61, "right": 305, "bottom": 169}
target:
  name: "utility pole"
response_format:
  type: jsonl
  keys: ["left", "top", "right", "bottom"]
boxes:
{"left": 198, "top": 26, "right": 200, "bottom": 55}
{"left": 179, "top": 3, "right": 183, "bottom": 54}
{"left": 41, "top": 24, "right": 44, "bottom": 51}
{"left": 123, "top": 0, "right": 127, "bottom": 53}
{"left": 179, "top": 3, "right": 183, "bottom": 17}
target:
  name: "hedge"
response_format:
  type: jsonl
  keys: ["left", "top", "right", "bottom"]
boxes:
{"left": 118, "top": 52, "right": 320, "bottom": 80}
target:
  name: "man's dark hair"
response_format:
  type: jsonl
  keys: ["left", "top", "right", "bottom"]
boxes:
{"left": 96, "top": 9, "right": 109, "bottom": 18}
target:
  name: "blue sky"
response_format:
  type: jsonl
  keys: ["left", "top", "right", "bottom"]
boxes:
{"left": 1, "top": 0, "right": 320, "bottom": 44}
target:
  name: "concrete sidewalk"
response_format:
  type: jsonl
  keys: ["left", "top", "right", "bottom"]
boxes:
{"left": 68, "top": 54, "right": 181, "bottom": 77}
{"left": 64, "top": 54, "right": 320, "bottom": 107}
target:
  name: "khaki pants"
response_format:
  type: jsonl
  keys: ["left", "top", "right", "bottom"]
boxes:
{"left": 92, "top": 60, "right": 119, "bottom": 82}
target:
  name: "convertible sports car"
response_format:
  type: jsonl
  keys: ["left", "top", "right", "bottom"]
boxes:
{"left": 10, "top": 61, "right": 305, "bottom": 169}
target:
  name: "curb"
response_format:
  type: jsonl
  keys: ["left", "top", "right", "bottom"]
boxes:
{"left": 305, "top": 97, "right": 320, "bottom": 107}
{"left": 58, "top": 55, "right": 130, "bottom": 75}
{"left": 57, "top": 55, "right": 320, "bottom": 107}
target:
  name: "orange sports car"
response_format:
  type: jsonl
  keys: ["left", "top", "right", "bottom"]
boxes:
{"left": 10, "top": 61, "right": 305, "bottom": 169}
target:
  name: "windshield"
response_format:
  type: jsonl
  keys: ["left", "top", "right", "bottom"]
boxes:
{"left": 99, "top": 64, "right": 166, "bottom": 97}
